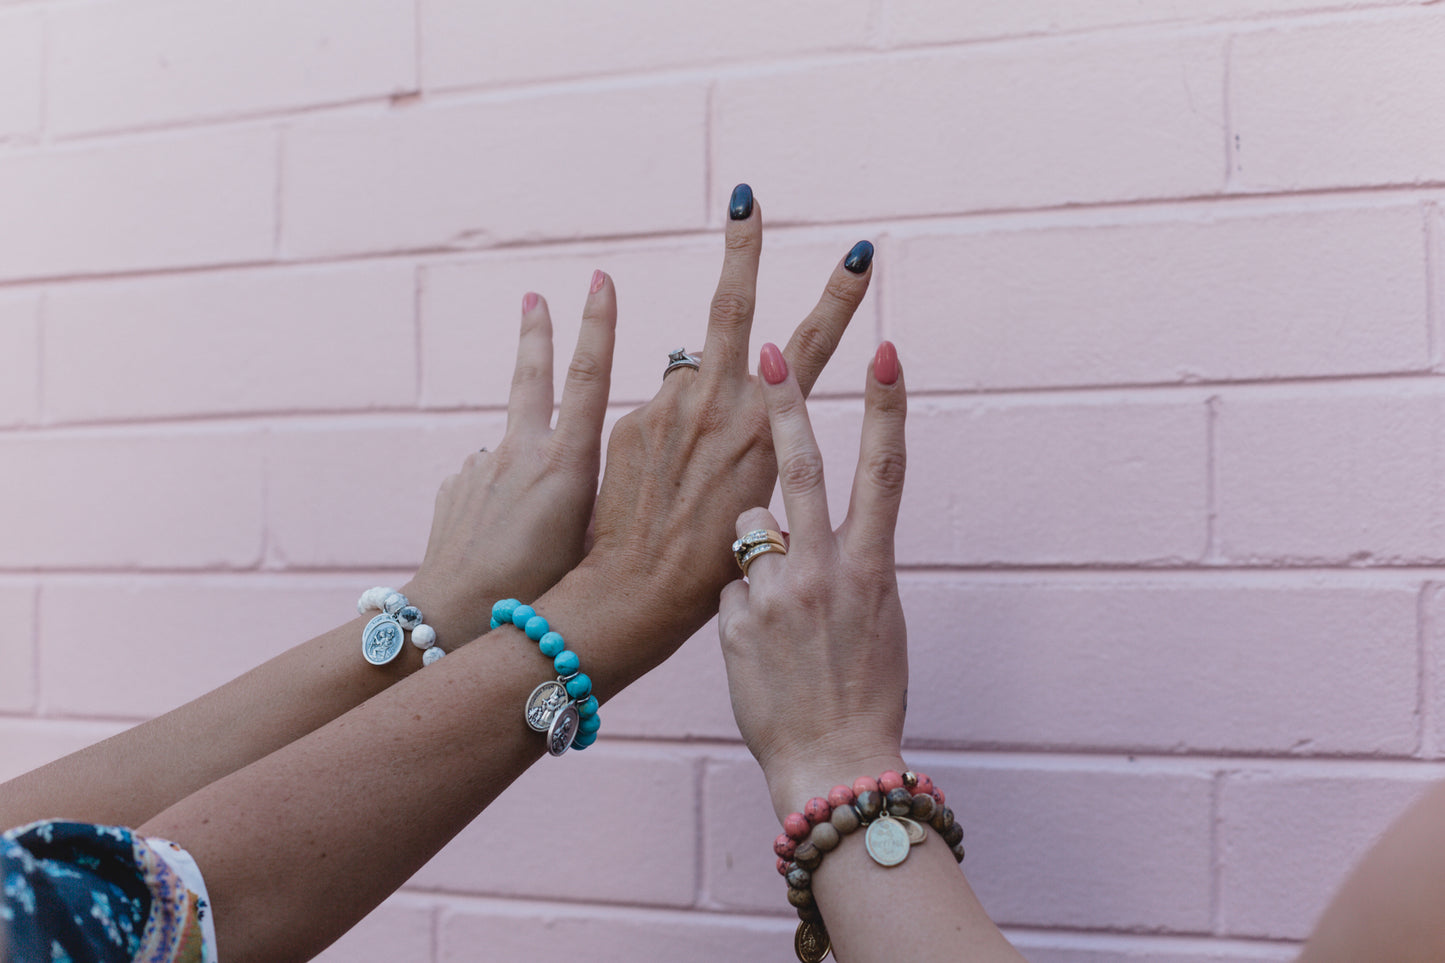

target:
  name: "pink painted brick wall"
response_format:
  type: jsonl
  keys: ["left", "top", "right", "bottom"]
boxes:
{"left": 4, "top": 2, "right": 1442, "bottom": 959}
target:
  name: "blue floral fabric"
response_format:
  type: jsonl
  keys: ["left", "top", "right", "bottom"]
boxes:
{"left": 1, "top": 821, "right": 207, "bottom": 963}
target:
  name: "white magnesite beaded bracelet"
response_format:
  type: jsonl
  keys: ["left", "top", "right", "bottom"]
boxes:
{"left": 358, "top": 586, "right": 444, "bottom": 667}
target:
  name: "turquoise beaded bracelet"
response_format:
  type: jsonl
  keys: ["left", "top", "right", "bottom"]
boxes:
{"left": 492, "top": 599, "right": 600, "bottom": 756}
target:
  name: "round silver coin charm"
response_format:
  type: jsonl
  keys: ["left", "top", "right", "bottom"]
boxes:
{"left": 525, "top": 681, "right": 570, "bottom": 733}
{"left": 546, "top": 703, "right": 580, "bottom": 757}
{"left": 362, "top": 614, "right": 406, "bottom": 666}
{"left": 864, "top": 814, "right": 911, "bottom": 867}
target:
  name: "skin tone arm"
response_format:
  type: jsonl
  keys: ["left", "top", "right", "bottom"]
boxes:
{"left": 1297, "top": 780, "right": 1445, "bottom": 961}
{"left": 138, "top": 191, "right": 877, "bottom": 963}
{"left": 0, "top": 287, "right": 616, "bottom": 832}
{"left": 717, "top": 342, "right": 1026, "bottom": 963}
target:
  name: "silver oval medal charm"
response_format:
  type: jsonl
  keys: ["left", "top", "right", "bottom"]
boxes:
{"left": 899, "top": 816, "right": 927, "bottom": 846}
{"left": 362, "top": 614, "right": 406, "bottom": 666}
{"left": 525, "top": 681, "right": 570, "bottom": 732}
{"left": 547, "top": 703, "right": 580, "bottom": 756}
{"left": 865, "top": 814, "right": 911, "bottom": 867}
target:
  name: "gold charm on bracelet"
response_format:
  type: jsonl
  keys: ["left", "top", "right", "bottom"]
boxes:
{"left": 794, "top": 919, "right": 831, "bottom": 963}
{"left": 864, "top": 813, "right": 911, "bottom": 867}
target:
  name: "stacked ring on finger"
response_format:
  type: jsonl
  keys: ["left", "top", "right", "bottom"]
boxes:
{"left": 664, "top": 347, "right": 701, "bottom": 377}
{"left": 733, "top": 528, "right": 788, "bottom": 577}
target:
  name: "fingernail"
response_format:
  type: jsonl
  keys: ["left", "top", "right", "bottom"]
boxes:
{"left": 874, "top": 341, "right": 899, "bottom": 386}
{"left": 760, "top": 342, "right": 788, "bottom": 385}
{"left": 522, "top": 291, "right": 539, "bottom": 313}
{"left": 590, "top": 269, "right": 606, "bottom": 294}
{"left": 844, "top": 240, "right": 874, "bottom": 275}
{"left": 729, "top": 183, "right": 754, "bottom": 221}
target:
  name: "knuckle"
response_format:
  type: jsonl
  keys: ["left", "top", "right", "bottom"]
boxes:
{"left": 778, "top": 449, "right": 827, "bottom": 496}
{"left": 566, "top": 351, "right": 606, "bottom": 387}
{"left": 710, "top": 288, "right": 754, "bottom": 326}
{"left": 511, "top": 362, "right": 546, "bottom": 389}
{"left": 790, "top": 323, "right": 837, "bottom": 370}
{"left": 864, "top": 446, "right": 907, "bottom": 496}
{"left": 725, "top": 229, "right": 758, "bottom": 256}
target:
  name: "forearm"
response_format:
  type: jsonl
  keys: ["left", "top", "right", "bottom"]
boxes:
{"left": 1298, "top": 779, "right": 1445, "bottom": 963}
{"left": 0, "top": 588, "right": 441, "bottom": 830}
{"left": 771, "top": 755, "right": 1025, "bottom": 963}
{"left": 137, "top": 560, "right": 678, "bottom": 963}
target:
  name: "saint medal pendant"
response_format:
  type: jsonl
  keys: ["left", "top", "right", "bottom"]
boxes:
{"left": 524, "top": 681, "right": 570, "bottom": 732}
{"left": 794, "top": 919, "right": 831, "bottom": 963}
{"left": 900, "top": 815, "right": 927, "bottom": 846}
{"left": 864, "top": 813, "right": 911, "bottom": 867}
{"left": 546, "top": 702, "right": 580, "bottom": 757}
{"left": 362, "top": 614, "right": 406, "bottom": 666}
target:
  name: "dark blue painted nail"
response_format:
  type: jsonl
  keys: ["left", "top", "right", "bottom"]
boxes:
{"left": 844, "top": 240, "right": 874, "bottom": 274}
{"left": 729, "top": 183, "right": 754, "bottom": 221}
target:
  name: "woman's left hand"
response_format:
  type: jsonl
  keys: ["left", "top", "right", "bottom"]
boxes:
{"left": 405, "top": 275, "right": 616, "bottom": 645}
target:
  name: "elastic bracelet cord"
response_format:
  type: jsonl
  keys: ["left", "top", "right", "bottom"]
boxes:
{"left": 492, "top": 599, "right": 601, "bottom": 757}
{"left": 358, "top": 587, "right": 444, "bottom": 667}
{"left": 773, "top": 769, "right": 964, "bottom": 963}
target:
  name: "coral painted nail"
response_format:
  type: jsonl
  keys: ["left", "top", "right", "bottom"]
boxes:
{"left": 760, "top": 342, "right": 788, "bottom": 385}
{"left": 875, "top": 341, "right": 899, "bottom": 385}
{"left": 522, "top": 292, "right": 539, "bottom": 313}
{"left": 590, "top": 270, "right": 606, "bottom": 294}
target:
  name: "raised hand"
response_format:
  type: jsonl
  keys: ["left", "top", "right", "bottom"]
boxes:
{"left": 405, "top": 276, "right": 616, "bottom": 643}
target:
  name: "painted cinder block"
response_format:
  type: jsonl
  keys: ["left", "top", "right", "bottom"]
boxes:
{"left": 411, "top": 745, "right": 699, "bottom": 907}
{"left": 1215, "top": 391, "right": 1445, "bottom": 564}
{"left": 0, "top": 129, "right": 278, "bottom": 282}
{"left": 714, "top": 36, "right": 1226, "bottom": 224}
{"left": 1013, "top": 935, "right": 1298, "bottom": 963}
{"left": 900, "top": 578, "right": 1420, "bottom": 756}
{"left": 438, "top": 902, "right": 792, "bottom": 963}
{"left": 0, "top": 291, "right": 40, "bottom": 427}
{"left": 0, "top": 582, "right": 35, "bottom": 712}
{"left": 1232, "top": 12, "right": 1445, "bottom": 191}
{"left": 0, "top": 430, "right": 265, "bottom": 569}
{"left": 48, "top": 0, "right": 416, "bottom": 136}
{"left": 702, "top": 755, "right": 1214, "bottom": 932}
{"left": 0, "top": 8, "right": 42, "bottom": 139}
{"left": 264, "top": 414, "right": 507, "bottom": 570}
{"left": 420, "top": 234, "right": 878, "bottom": 411}
{"left": 282, "top": 84, "right": 708, "bottom": 259}
{"left": 1218, "top": 770, "right": 1438, "bottom": 939}
{"left": 602, "top": 618, "right": 742, "bottom": 742}
{"left": 849, "top": 398, "right": 1209, "bottom": 565}
{"left": 1417, "top": 583, "right": 1445, "bottom": 757}
{"left": 38, "top": 577, "right": 376, "bottom": 719}
{"left": 44, "top": 264, "right": 418, "bottom": 423}
{"left": 421, "top": 0, "right": 871, "bottom": 90}
{"left": 886, "top": 0, "right": 1427, "bottom": 45}
{"left": 890, "top": 206, "right": 1430, "bottom": 392}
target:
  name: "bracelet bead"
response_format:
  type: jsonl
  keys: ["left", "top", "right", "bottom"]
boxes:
{"left": 785, "top": 865, "right": 811, "bottom": 890}
{"left": 808, "top": 822, "right": 840, "bottom": 853}
{"left": 539, "top": 632, "right": 566, "bottom": 658}
{"left": 826, "top": 785, "right": 855, "bottom": 809}
{"left": 571, "top": 730, "right": 598, "bottom": 749}
{"left": 510, "top": 604, "right": 536, "bottom": 628}
{"left": 492, "top": 598, "right": 519, "bottom": 625}
{"left": 942, "top": 822, "right": 965, "bottom": 848}
{"left": 829, "top": 803, "right": 861, "bottom": 835}
{"left": 577, "top": 713, "right": 602, "bottom": 736}
{"left": 410, "top": 624, "right": 437, "bottom": 650}
{"left": 912, "top": 773, "right": 934, "bottom": 798}
{"left": 787, "top": 887, "right": 816, "bottom": 910}
{"left": 554, "top": 650, "right": 581, "bottom": 675}
{"left": 524, "top": 615, "right": 550, "bottom": 641}
{"left": 803, "top": 798, "right": 832, "bottom": 825}
{"left": 851, "top": 775, "right": 879, "bottom": 796}
{"left": 950, "top": 842, "right": 966, "bottom": 863}
{"left": 422, "top": 646, "right": 445, "bottom": 666}
{"left": 854, "top": 789, "right": 882, "bottom": 820}
{"left": 784, "top": 812, "right": 811, "bottom": 841}
{"left": 774, "top": 834, "right": 797, "bottom": 860}
{"left": 931, "top": 806, "right": 955, "bottom": 834}
{"left": 793, "top": 842, "right": 822, "bottom": 872}
{"left": 910, "top": 792, "right": 937, "bottom": 822}
{"left": 565, "top": 673, "right": 592, "bottom": 699}
{"left": 886, "top": 787, "right": 913, "bottom": 816}
{"left": 577, "top": 695, "right": 599, "bottom": 716}
{"left": 776, "top": 857, "right": 790, "bottom": 877}
{"left": 879, "top": 770, "right": 905, "bottom": 793}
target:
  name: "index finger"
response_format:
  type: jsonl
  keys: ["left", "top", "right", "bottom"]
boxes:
{"left": 700, "top": 184, "right": 762, "bottom": 384}
{"left": 758, "top": 342, "right": 833, "bottom": 545}
{"left": 785, "top": 240, "right": 874, "bottom": 396}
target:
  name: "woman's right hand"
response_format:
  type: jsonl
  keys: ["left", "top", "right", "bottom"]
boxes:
{"left": 404, "top": 276, "right": 616, "bottom": 646}
{"left": 717, "top": 340, "right": 910, "bottom": 820}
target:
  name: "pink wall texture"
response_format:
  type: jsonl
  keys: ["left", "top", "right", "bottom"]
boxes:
{"left": 3, "top": 1, "right": 1445, "bottom": 960}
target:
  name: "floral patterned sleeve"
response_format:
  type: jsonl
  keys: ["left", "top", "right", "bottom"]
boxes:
{"left": 1, "top": 821, "right": 217, "bottom": 963}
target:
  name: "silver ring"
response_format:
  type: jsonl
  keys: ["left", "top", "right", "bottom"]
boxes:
{"left": 664, "top": 347, "right": 701, "bottom": 378}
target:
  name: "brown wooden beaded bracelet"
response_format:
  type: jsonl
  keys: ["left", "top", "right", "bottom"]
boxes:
{"left": 771, "top": 770, "right": 964, "bottom": 963}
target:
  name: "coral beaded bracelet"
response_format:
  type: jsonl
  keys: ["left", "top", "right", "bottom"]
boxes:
{"left": 773, "top": 769, "right": 964, "bottom": 963}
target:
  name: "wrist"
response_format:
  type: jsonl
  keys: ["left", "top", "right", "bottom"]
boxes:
{"left": 763, "top": 748, "right": 909, "bottom": 825}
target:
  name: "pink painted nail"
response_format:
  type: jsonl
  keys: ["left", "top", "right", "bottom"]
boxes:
{"left": 590, "top": 269, "right": 606, "bottom": 294}
{"left": 874, "top": 341, "right": 899, "bottom": 386}
{"left": 760, "top": 343, "right": 788, "bottom": 385}
{"left": 522, "top": 291, "right": 539, "bottom": 313}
